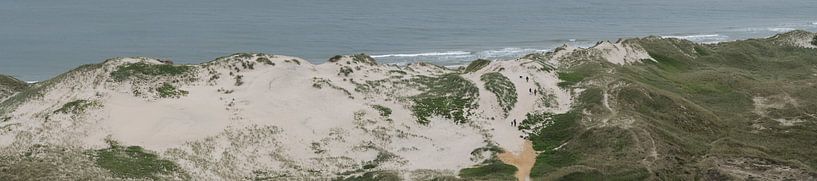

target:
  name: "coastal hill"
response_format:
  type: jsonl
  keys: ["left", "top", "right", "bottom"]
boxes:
{"left": 0, "top": 75, "right": 27, "bottom": 101}
{"left": 1, "top": 31, "right": 816, "bottom": 180}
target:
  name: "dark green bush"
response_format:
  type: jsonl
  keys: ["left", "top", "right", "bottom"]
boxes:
{"left": 111, "top": 63, "right": 192, "bottom": 81}
{"left": 411, "top": 74, "right": 479, "bottom": 124}
{"left": 92, "top": 144, "right": 184, "bottom": 180}
{"left": 156, "top": 83, "right": 188, "bottom": 98}
{"left": 464, "top": 59, "right": 491, "bottom": 73}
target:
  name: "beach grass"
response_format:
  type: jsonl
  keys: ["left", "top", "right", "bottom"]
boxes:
{"left": 464, "top": 59, "right": 491, "bottom": 73}
{"left": 411, "top": 74, "right": 479, "bottom": 124}
{"left": 111, "top": 63, "right": 192, "bottom": 81}
{"left": 480, "top": 72, "right": 517, "bottom": 116}
{"left": 54, "top": 100, "right": 97, "bottom": 114}
{"left": 156, "top": 83, "right": 188, "bottom": 98}
{"left": 92, "top": 143, "right": 185, "bottom": 180}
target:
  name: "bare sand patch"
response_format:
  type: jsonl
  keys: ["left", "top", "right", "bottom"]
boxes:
{"left": 498, "top": 141, "right": 537, "bottom": 181}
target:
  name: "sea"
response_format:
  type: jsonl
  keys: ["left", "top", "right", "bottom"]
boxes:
{"left": 1, "top": 0, "right": 816, "bottom": 81}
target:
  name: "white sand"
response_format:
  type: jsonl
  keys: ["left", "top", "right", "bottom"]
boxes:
{"left": 0, "top": 53, "right": 575, "bottom": 179}
{"left": 592, "top": 41, "right": 654, "bottom": 65}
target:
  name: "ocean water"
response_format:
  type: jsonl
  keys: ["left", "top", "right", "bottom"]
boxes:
{"left": 1, "top": 0, "right": 816, "bottom": 81}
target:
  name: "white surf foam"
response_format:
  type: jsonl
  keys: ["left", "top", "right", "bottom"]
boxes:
{"left": 767, "top": 27, "right": 796, "bottom": 32}
{"left": 737, "top": 26, "right": 800, "bottom": 33}
{"left": 475, "top": 48, "right": 549, "bottom": 57}
{"left": 372, "top": 47, "right": 550, "bottom": 66}
{"left": 662, "top": 34, "right": 728, "bottom": 42}
{"left": 371, "top": 51, "right": 471, "bottom": 58}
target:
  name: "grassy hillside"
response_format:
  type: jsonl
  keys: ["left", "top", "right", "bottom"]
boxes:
{"left": 0, "top": 74, "right": 27, "bottom": 101}
{"left": 1, "top": 31, "right": 816, "bottom": 180}
{"left": 522, "top": 31, "right": 817, "bottom": 180}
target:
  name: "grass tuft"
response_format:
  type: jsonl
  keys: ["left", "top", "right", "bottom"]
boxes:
{"left": 556, "top": 72, "right": 585, "bottom": 88}
{"left": 458, "top": 159, "right": 517, "bottom": 180}
{"left": 464, "top": 59, "right": 491, "bottom": 73}
{"left": 372, "top": 105, "right": 392, "bottom": 117}
{"left": 480, "top": 72, "right": 517, "bottom": 115}
{"left": 54, "top": 100, "right": 97, "bottom": 114}
{"left": 110, "top": 63, "right": 192, "bottom": 81}
{"left": 156, "top": 83, "right": 188, "bottom": 98}
{"left": 812, "top": 35, "right": 817, "bottom": 46}
{"left": 92, "top": 142, "right": 185, "bottom": 180}
{"left": 411, "top": 74, "right": 479, "bottom": 124}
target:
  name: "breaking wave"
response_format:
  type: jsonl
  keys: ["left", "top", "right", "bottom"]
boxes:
{"left": 661, "top": 34, "right": 728, "bottom": 43}
{"left": 370, "top": 51, "right": 471, "bottom": 58}
{"left": 373, "top": 48, "right": 549, "bottom": 65}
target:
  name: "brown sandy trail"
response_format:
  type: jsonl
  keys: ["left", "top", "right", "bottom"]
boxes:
{"left": 498, "top": 141, "right": 537, "bottom": 181}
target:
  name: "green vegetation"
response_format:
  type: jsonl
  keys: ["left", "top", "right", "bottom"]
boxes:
{"left": 92, "top": 142, "right": 185, "bottom": 180}
{"left": 0, "top": 74, "right": 28, "bottom": 100}
{"left": 523, "top": 53, "right": 557, "bottom": 72}
{"left": 234, "top": 75, "right": 244, "bottom": 86}
{"left": 556, "top": 72, "right": 585, "bottom": 88}
{"left": 337, "top": 171, "right": 401, "bottom": 181}
{"left": 239, "top": 60, "right": 256, "bottom": 70}
{"left": 371, "top": 105, "right": 392, "bottom": 117}
{"left": 524, "top": 111, "right": 655, "bottom": 179}
{"left": 3, "top": 31, "right": 817, "bottom": 180}
{"left": 410, "top": 74, "right": 479, "bottom": 124}
{"left": 458, "top": 159, "right": 517, "bottom": 180}
{"left": 464, "top": 59, "right": 491, "bottom": 73}
{"left": 522, "top": 52, "right": 548, "bottom": 61}
{"left": 290, "top": 59, "right": 301, "bottom": 65}
{"left": 0, "top": 64, "right": 103, "bottom": 115}
{"left": 387, "top": 70, "right": 407, "bottom": 75}
{"left": 0, "top": 74, "right": 27, "bottom": 91}
{"left": 54, "top": 100, "right": 97, "bottom": 114}
{"left": 156, "top": 83, "right": 189, "bottom": 98}
{"left": 312, "top": 78, "right": 354, "bottom": 99}
{"left": 0, "top": 145, "right": 110, "bottom": 180}
{"left": 232, "top": 52, "right": 255, "bottom": 59}
{"left": 558, "top": 171, "right": 604, "bottom": 180}
{"left": 110, "top": 63, "right": 192, "bottom": 81}
{"left": 255, "top": 57, "right": 275, "bottom": 66}
{"left": 812, "top": 35, "right": 817, "bottom": 46}
{"left": 526, "top": 33, "right": 817, "bottom": 179}
{"left": 530, "top": 150, "right": 577, "bottom": 176}
{"left": 621, "top": 35, "right": 817, "bottom": 173}
{"left": 520, "top": 111, "right": 580, "bottom": 151}
{"left": 329, "top": 55, "right": 344, "bottom": 62}
{"left": 459, "top": 145, "right": 517, "bottom": 180}
{"left": 554, "top": 169, "right": 650, "bottom": 181}
{"left": 480, "top": 72, "right": 517, "bottom": 115}
{"left": 644, "top": 52, "right": 690, "bottom": 72}
{"left": 339, "top": 66, "right": 354, "bottom": 76}
{"left": 352, "top": 54, "right": 377, "bottom": 65}
{"left": 537, "top": 61, "right": 556, "bottom": 72}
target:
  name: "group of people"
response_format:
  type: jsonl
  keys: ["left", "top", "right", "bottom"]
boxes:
{"left": 519, "top": 75, "right": 538, "bottom": 95}
{"left": 510, "top": 74, "right": 538, "bottom": 127}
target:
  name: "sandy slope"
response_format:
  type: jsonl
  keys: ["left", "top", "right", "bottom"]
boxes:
{"left": 498, "top": 141, "right": 537, "bottom": 181}
{"left": 0, "top": 40, "right": 655, "bottom": 179}
{"left": 0, "top": 54, "right": 570, "bottom": 179}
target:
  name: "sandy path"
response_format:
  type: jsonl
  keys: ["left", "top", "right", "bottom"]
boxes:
{"left": 498, "top": 141, "right": 537, "bottom": 181}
